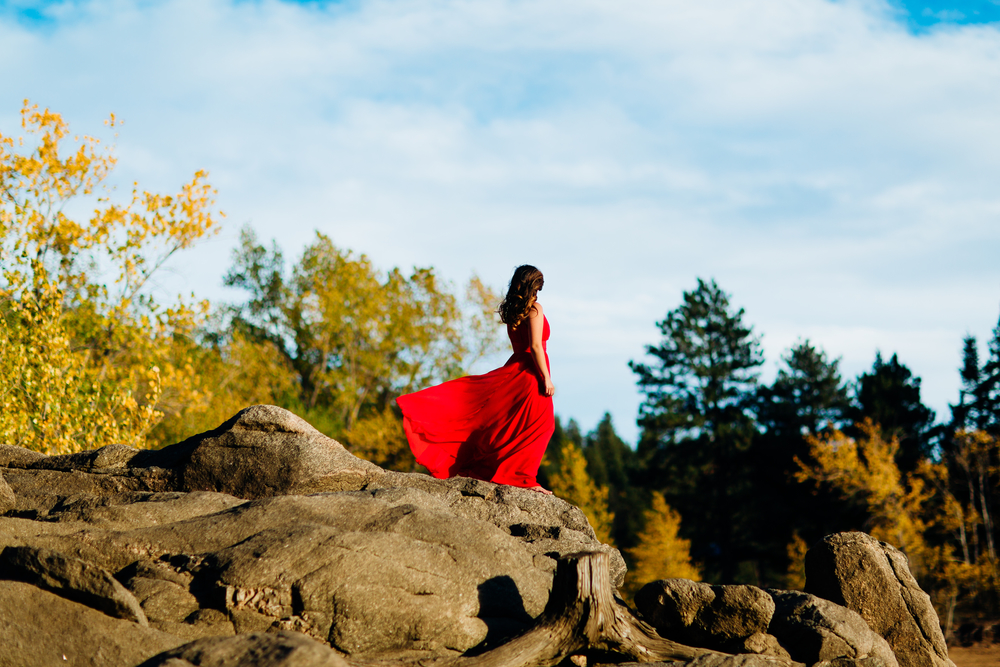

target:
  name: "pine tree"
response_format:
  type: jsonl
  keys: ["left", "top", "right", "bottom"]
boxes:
{"left": 757, "top": 341, "right": 850, "bottom": 438}
{"left": 626, "top": 491, "right": 700, "bottom": 594}
{"left": 751, "top": 340, "right": 853, "bottom": 585}
{"left": 630, "top": 278, "right": 763, "bottom": 582}
{"left": 951, "top": 335, "right": 981, "bottom": 431}
{"left": 978, "top": 315, "right": 1000, "bottom": 435}
{"left": 849, "top": 352, "right": 935, "bottom": 474}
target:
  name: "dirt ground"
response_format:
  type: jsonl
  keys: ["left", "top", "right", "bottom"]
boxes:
{"left": 949, "top": 644, "right": 1000, "bottom": 667}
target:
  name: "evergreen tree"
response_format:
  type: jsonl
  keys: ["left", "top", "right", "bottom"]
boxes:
{"left": 979, "top": 315, "right": 1000, "bottom": 435}
{"left": 849, "top": 352, "right": 935, "bottom": 474}
{"left": 752, "top": 341, "right": 854, "bottom": 584}
{"left": 951, "top": 335, "right": 982, "bottom": 431}
{"left": 630, "top": 278, "right": 763, "bottom": 582}
{"left": 757, "top": 341, "right": 850, "bottom": 437}
{"left": 949, "top": 312, "right": 1000, "bottom": 437}
{"left": 582, "top": 413, "right": 642, "bottom": 549}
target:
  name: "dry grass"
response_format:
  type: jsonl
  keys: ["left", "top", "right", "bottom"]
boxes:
{"left": 949, "top": 643, "right": 1000, "bottom": 667}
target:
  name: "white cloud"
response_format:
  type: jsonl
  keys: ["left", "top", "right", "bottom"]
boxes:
{"left": 2, "top": 0, "right": 999, "bottom": 441}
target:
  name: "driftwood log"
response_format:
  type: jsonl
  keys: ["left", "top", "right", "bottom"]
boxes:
{"left": 447, "top": 551, "right": 722, "bottom": 667}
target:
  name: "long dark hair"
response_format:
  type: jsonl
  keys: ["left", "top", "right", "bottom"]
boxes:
{"left": 498, "top": 265, "right": 544, "bottom": 329}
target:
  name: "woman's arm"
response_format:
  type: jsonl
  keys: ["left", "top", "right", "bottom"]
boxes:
{"left": 528, "top": 303, "right": 555, "bottom": 397}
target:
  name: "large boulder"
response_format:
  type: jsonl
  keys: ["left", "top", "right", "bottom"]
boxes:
{"left": 769, "top": 590, "right": 898, "bottom": 667}
{"left": 805, "top": 533, "right": 954, "bottom": 667}
{"left": 635, "top": 579, "right": 780, "bottom": 655}
{"left": 0, "top": 405, "right": 625, "bottom": 665}
{"left": 156, "top": 404, "right": 385, "bottom": 496}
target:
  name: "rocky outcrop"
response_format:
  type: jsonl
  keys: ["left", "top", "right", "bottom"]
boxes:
{"left": 0, "top": 405, "right": 624, "bottom": 666}
{"left": 0, "top": 405, "right": 954, "bottom": 667}
{"left": 1, "top": 406, "right": 620, "bottom": 575}
{"left": 805, "top": 533, "right": 954, "bottom": 667}
{"left": 1, "top": 545, "right": 148, "bottom": 625}
{"left": 0, "top": 580, "right": 183, "bottom": 667}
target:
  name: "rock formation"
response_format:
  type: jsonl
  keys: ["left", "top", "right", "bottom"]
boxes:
{"left": 805, "top": 532, "right": 954, "bottom": 667}
{"left": 634, "top": 580, "right": 899, "bottom": 667}
{"left": 0, "top": 405, "right": 955, "bottom": 667}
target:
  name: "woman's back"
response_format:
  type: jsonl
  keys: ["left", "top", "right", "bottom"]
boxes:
{"left": 507, "top": 313, "right": 550, "bottom": 353}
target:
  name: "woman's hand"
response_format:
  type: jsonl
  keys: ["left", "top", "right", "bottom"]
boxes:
{"left": 543, "top": 377, "right": 555, "bottom": 397}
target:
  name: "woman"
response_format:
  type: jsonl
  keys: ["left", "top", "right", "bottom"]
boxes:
{"left": 396, "top": 265, "right": 555, "bottom": 494}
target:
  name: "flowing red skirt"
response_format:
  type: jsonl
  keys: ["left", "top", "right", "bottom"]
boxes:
{"left": 396, "top": 351, "right": 555, "bottom": 488}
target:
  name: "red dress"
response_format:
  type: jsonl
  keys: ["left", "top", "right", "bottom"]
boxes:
{"left": 396, "top": 316, "right": 554, "bottom": 488}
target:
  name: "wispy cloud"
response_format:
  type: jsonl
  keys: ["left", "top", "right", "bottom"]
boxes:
{"left": 2, "top": 0, "right": 998, "bottom": 440}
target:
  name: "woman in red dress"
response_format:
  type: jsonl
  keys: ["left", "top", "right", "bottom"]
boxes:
{"left": 396, "top": 265, "right": 556, "bottom": 494}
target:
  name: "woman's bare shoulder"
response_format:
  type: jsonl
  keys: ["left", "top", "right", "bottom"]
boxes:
{"left": 529, "top": 302, "right": 544, "bottom": 317}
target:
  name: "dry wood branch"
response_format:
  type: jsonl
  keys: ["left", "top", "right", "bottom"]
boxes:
{"left": 451, "top": 551, "right": 724, "bottom": 667}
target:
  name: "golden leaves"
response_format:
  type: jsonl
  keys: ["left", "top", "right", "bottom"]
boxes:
{"left": 625, "top": 491, "right": 700, "bottom": 593}
{"left": 548, "top": 442, "right": 616, "bottom": 545}
{"left": 795, "top": 419, "right": 932, "bottom": 564}
{"left": 0, "top": 100, "right": 220, "bottom": 454}
{"left": 0, "top": 272, "right": 163, "bottom": 453}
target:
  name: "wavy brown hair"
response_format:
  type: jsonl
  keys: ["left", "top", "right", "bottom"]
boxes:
{"left": 498, "top": 265, "right": 544, "bottom": 330}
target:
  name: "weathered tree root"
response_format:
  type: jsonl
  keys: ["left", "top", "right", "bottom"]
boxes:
{"left": 450, "top": 551, "right": 724, "bottom": 667}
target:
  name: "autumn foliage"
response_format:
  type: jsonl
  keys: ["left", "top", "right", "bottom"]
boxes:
{"left": 547, "top": 441, "right": 616, "bottom": 544}
{"left": 0, "top": 101, "right": 219, "bottom": 453}
{"left": 626, "top": 491, "right": 700, "bottom": 593}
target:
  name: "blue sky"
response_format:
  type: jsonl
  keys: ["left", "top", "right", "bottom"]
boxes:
{"left": 1, "top": 0, "right": 999, "bottom": 443}
{"left": 893, "top": 0, "right": 1000, "bottom": 26}
{"left": 8, "top": 0, "right": 1000, "bottom": 29}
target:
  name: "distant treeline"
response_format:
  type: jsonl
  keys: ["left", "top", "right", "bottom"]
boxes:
{"left": 538, "top": 277, "right": 1000, "bottom": 633}
{"left": 3, "top": 102, "right": 998, "bottom": 631}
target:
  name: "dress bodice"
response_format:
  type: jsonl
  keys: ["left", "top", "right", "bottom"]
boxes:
{"left": 507, "top": 315, "right": 549, "bottom": 353}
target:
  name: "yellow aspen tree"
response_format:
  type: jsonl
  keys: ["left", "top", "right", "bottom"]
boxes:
{"left": 0, "top": 101, "right": 220, "bottom": 453}
{"left": 286, "top": 234, "right": 466, "bottom": 429}
{"left": 0, "top": 272, "right": 161, "bottom": 453}
{"left": 917, "top": 433, "right": 1000, "bottom": 629}
{"left": 548, "top": 441, "right": 615, "bottom": 544}
{"left": 785, "top": 532, "right": 809, "bottom": 590}
{"left": 146, "top": 333, "right": 301, "bottom": 448}
{"left": 795, "top": 419, "right": 932, "bottom": 567}
{"left": 625, "top": 491, "right": 700, "bottom": 594}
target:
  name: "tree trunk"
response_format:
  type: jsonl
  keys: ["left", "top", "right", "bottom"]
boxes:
{"left": 449, "top": 551, "right": 720, "bottom": 667}
{"left": 944, "top": 590, "right": 957, "bottom": 644}
{"left": 958, "top": 507, "right": 971, "bottom": 565}
{"left": 976, "top": 454, "right": 996, "bottom": 560}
